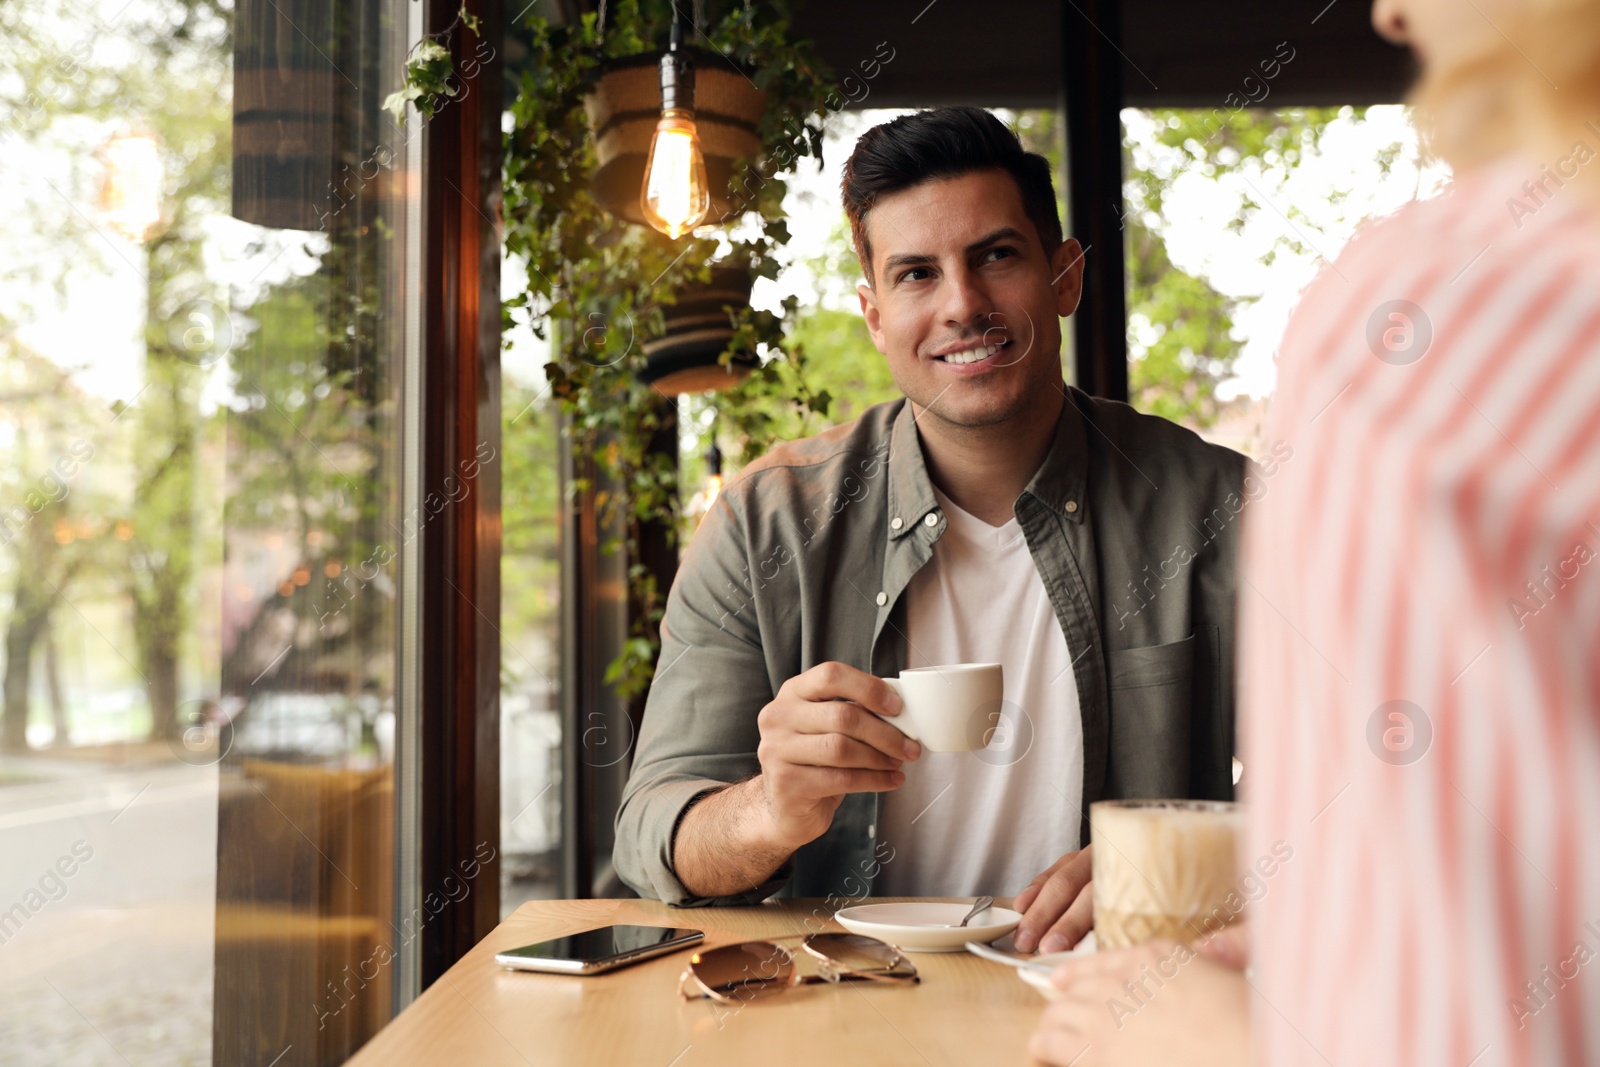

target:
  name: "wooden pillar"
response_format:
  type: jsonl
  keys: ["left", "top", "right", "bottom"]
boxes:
{"left": 418, "top": 0, "right": 504, "bottom": 988}
{"left": 559, "top": 396, "right": 678, "bottom": 900}
{"left": 1062, "top": 0, "right": 1130, "bottom": 402}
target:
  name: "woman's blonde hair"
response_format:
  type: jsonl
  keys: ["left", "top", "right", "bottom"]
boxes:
{"left": 1412, "top": 0, "right": 1600, "bottom": 182}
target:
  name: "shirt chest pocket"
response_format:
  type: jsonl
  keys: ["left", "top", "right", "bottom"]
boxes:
{"left": 1104, "top": 632, "right": 1196, "bottom": 797}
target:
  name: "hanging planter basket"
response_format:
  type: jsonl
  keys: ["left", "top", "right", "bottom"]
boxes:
{"left": 638, "top": 266, "right": 759, "bottom": 395}
{"left": 582, "top": 47, "right": 766, "bottom": 228}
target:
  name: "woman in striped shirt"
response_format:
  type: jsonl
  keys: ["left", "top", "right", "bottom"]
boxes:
{"left": 1031, "top": 1, "right": 1600, "bottom": 1063}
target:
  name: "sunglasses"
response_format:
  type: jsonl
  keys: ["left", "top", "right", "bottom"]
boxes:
{"left": 677, "top": 932, "right": 919, "bottom": 1003}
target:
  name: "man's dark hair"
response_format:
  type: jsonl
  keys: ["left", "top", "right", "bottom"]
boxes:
{"left": 840, "top": 106, "right": 1064, "bottom": 286}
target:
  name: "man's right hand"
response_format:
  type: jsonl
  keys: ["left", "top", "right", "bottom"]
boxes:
{"left": 753, "top": 660, "right": 920, "bottom": 849}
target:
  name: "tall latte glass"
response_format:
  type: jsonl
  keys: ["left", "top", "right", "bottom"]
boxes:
{"left": 1090, "top": 799, "right": 1242, "bottom": 948}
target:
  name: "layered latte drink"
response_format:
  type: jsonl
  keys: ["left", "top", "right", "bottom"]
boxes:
{"left": 1090, "top": 799, "right": 1242, "bottom": 949}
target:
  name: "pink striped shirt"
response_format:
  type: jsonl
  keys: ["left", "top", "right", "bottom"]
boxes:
{"left": 1241, "top": 154, "right": 1600, "bottom": 1065}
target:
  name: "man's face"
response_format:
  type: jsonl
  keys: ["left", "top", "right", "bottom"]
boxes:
{"left": 857, "top": 169, "right": 1084, "bottom": 432}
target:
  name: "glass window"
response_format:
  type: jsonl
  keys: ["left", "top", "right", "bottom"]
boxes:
{"left": 1121, "top": 105, "right": 1451, "bottom": 458}
{"left": 500, "top": 272, "right": 563, "bottom": 915}
{"left": 0, "top": 1, "right": 415, "bottom": 1063}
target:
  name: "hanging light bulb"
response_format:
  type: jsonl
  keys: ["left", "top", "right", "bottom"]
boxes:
{"left": 101, "top": 131, "right": 163, "bottom": 242}
{"left": 640, "top": 20, "right": 709, "bottom": 239}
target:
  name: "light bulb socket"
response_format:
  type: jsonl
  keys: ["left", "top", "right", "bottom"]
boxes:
{"left": 659, "top": 22, "right": 696, "bottom": 112}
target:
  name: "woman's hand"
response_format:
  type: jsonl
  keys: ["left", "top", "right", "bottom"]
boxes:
{"left": 1028, "top": 937, "right": 1251, "bottom": 1067}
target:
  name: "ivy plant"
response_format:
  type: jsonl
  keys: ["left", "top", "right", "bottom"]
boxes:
{"left": 395, "top": 1, "right": 835, "bottom": 698}
{"left": 385, "top": 6, "right": 483, "bottom": 121}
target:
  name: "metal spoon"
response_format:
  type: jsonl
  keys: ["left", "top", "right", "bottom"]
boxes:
{"left": 954, "top": 895, "right": 994, "bottom": 928}
{"left": 964, "top": 939, "right": 1057, "bottom": 973}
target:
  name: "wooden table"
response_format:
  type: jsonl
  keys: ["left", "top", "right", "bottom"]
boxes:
{"left": 347, "top": 897, "right": 1050, "bottom": 1066}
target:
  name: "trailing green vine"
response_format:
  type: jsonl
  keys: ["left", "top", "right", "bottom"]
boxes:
{"left": 384, "top": 4, "right": 483, "bottom": 121}
{"left": 396, "top": 1, "right": 837, "bottom": 698}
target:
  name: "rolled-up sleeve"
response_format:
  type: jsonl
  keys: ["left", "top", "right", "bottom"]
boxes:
{"left": 612, "top": 484, "right": 794, "bottom": 905}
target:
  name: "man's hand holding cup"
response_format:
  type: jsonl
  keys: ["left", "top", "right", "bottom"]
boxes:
{"left": 753, "top": 661, "right": 920, "bottom": 850}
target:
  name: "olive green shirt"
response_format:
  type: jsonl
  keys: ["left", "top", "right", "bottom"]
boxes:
{"left": 615, "top": 384, "right": 1245, "bottom": 906}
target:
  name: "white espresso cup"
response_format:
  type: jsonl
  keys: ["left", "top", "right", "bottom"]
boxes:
{"left": 880, "top": 662, "right": 1004, "bottom": 752}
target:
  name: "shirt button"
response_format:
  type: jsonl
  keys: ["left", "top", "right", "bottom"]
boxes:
{"left": 1064, "top": 500, "right": 1078, "bottom": 514}
{"left": 875, "top": 591, "right": 887, "bottom": 606}
{"left": 890, "top": 516, "right": 903, "bottom": 530}
{"left": 924, "top": 513, "right": 939, "bottom": 527}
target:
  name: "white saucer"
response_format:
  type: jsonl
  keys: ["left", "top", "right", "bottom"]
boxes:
{"left": 833, "top": 902, "right": 1023, "bottom": 953}
{"left": 1016, "top": 931, "right": 1098, "bottom": 1000}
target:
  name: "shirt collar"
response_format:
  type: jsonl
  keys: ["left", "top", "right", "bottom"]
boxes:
{"left": 885, "top": 385, "right": 1088, "bottom": 540}
{"left": 1023, "top": 386, "right": 1089, "bottom": 524}
{"left": 885, "top": 400, "right": 938, "bottom": 540}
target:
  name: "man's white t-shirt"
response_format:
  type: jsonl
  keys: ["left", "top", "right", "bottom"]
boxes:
{"left": 873, "top": 484, "right": 1084, "bottom": 897}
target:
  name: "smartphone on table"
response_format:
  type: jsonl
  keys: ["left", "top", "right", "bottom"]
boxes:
{"left": 495, "top": 925, "right": 704, "bottom": 975}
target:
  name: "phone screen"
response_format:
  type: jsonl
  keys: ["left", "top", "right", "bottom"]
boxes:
{"left": 501, "top": 925, "right": 701, "bottom": 964}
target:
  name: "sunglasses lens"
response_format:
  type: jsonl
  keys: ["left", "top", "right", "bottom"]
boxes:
{"left": 689, "top": 942, "right": 795, "bottom": 1000}
{"left": 805, "top": 933, "right": 917, "bottom": 978}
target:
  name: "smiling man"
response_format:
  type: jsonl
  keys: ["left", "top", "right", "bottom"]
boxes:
{"left": 614, "top": 107, "right": 1245, "bottom": 953}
